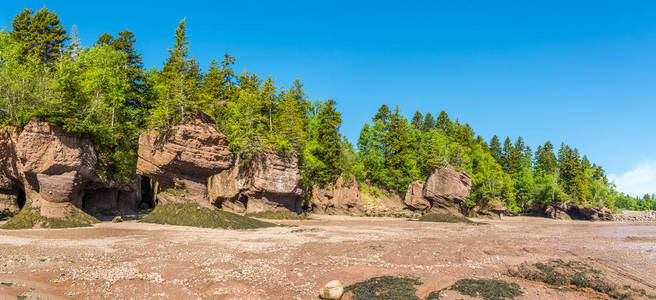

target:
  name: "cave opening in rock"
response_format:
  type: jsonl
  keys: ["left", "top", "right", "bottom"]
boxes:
{"left": 16, "top": 189, "right": 25, "bottom": 209}
{"left": 140, "top": 176, "right": 154, "bottom": 209}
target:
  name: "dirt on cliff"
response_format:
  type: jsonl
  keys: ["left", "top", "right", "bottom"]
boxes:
{"left": 0, "top": 216, "right": 654, "bottom": 299}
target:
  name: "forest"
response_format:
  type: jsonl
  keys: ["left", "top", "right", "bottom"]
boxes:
{"left": 0, "top": 8, "right": 651, "bottom": 213}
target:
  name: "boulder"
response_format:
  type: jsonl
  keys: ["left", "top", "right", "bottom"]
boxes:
{"left": 111, "top": 216, "right": 123, "bottom": 223}
{"left": 403, "top": 181, "right": 430, "bottom": 211}
{"left": 137, "top": 114, "right": 234, "bottom": 206}
{"left": 545, "top": 202, "right": 572, "bottom": 220}
{"left": 569, "top": 205, "right": 614, "bottom": 221}
{"left": 319, "top": 280, "right": 344, "bottom": 300}
{"left": 208, "top": 153, "right": 305, "bottom": 213}
{"left": 312, "top": 177, "right": 363, "bottom": 215}
{"left": 14, "top": 120, "right": 97, "bottom": 217}
{"left": 423, "top": 166, "right": 472, "bottom": 208}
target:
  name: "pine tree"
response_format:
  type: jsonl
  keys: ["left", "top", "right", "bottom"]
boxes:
{"left": 147, "top": 18, "right": 201, "bottom": 128}
{"left": 316, "top": 99, "right": 343, "bottom": 183}
{"left": 410, "top": 110, "right": 423, "bottom": 129}
{"left": 436, "top": 110, "right": 452, "bottom": 135}
{"left": 422, "top": 112, "right": 435, "bottom": 131}
{"left": 95, "top": 33, "right": 113, "bottom": 46}
{"left": 10, "top": 8, "right": 69, "bottom": 66}
{"left": 384, "top": 105, "right": 412, "bottom": 170}
{"left": 261, "top": 76, "right": 276, "bottom": 132}
{"left": 373, "top": 104, "right": 391, "bottom": 123}
{"left": 489, "top": 135, "right": 502, "bottom": 165}
{"left": 535, "top": 141, "right": 557, "bottom": 175}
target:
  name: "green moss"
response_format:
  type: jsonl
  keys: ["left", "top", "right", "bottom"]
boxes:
{"left": 344, "top": 276, "right": 422, "bottom": 300}
{"left": 246, "top": 211, "right": 308, "bottom": 220}
{"left": 1, "top": 205, "right": 98, "bottom": 229}
{"left": 449, "top": 279, "right": 523, "bottom": 300}
{"left": 0, "top": 208, "right": 16, "bottom": 221}
{"left": 140, "top": 203, "right": 276, "bottom": 229}
{"left": 418, "top": 213, "right": 482, "bottom": 225}
{"left": 509, "top": 260, "right": 656, "bottom": 299}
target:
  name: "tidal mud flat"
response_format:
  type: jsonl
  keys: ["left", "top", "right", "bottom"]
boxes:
{"left": 0, "top": 215, "right": 655, "bottom": 299}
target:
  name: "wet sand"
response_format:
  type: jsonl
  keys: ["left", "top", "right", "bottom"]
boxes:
{"left": 0, "top": 215, "right": 654, "bottom": 299}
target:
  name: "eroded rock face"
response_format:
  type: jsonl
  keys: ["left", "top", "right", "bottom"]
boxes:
{"left": 311, "top": 177, "right": 363, "bottom": 215}
{"left": 137, "top": 115, "right": 234, "bottom": 206}
{"left": 83, "top": 178, "right": 141, "bottom": 216}
{"left": 209, "top": 153, "right": 305, "bottom": 213}
{"left": 403, "top": 181, "right": 430, "bottom": 211}
{"left": 423, "top": 166, "right": 472, "bottom": 207}
{"left": 16, "top": 121, "right": 97, "bottom": 216}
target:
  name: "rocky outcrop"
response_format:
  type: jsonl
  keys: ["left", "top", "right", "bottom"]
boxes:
{"left": 137, "top": 115, "right": 234, "bottom": 207}
{"left": 400, "top": 166, "right": 472, "bottom": 215}
{"left": 423, "top": 166, "right": 472, "bottom": 207}
{"left": 311, "top": 177, "right": 363, "bottom": 215}
{"left": 83, "top": 178, "right": 141, "bottom": 216}
{"left": 403, "top": 181, "right": 430, "bottom": 211}
{"left": 545, "top": 202, "right": 613, "bottom": 221}
{"left": 209, "top": 153, "right": 305, "bottom": 213}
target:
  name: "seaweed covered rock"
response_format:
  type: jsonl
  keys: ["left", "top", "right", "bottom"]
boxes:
{"left": 311, "top": 177, "right": 362, "bottom": 215}
{"left": 209, "top": 153, "right": 305, "bottom": 214}
{"left": 137, "top": 114, "right": 234, "bottom": 207}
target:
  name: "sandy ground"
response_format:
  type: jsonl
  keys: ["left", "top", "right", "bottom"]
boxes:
{"left": 0, "top": 215, "right": 655, "bottom": 299}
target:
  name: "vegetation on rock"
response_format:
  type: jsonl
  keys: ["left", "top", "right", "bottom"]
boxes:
{"left": 447, "top": 279, "right": 523, "bottom": 300}
{"left": 141, "top": 203, "right": 276, "bottom": 229}
{"left": 344, "top": 276, "right": 422, "bottom": 300}
{"left": 1, "top": 206, "right": 99, "bottom": 229}
{"left": 245, "top": 211, "right": 308, "bottom": 220}
{"left": 418, "top": 213, "right": 481, "bottom": 225}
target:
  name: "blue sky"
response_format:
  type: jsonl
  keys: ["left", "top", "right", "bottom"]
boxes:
{"left": 2, "top": 1, "right": 655, "bottom": 195}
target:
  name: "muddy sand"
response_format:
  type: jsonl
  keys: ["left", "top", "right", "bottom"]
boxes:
{"left": 0, "top": 215, "right": 655, "bottom": 299}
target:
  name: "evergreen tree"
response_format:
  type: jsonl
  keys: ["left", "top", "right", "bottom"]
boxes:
{"left": 10, "top": 8, "right": 70, "bottom": 66}
{"left": 436, "top": 110, "right": 451, "bottom": 135}
{"left": 95, "top": 33, "right": 113, "bottom": 46}
{"left": 147, "top": 18, "right": 202, "bottom": 128}
{"left": 410, "top": 110, "right": 423, "bottom": 129}
{"left": 373, "top": 104, "right": 391, "bottom": 123}
{"left": 422, "top": 112, "right": 435, "bottom": 132}
{"left": 535, "top": 141, "right": 557, "bottom": 175}
{"left": 315, "top": 99, "right": 343, "bottom": 183}
{"left": 489, "top": 135, "right": 502, "bottom": 165}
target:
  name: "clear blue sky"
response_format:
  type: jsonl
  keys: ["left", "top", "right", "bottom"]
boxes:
{"left": 2, "top": 1, "right": 655, "bottom": 195}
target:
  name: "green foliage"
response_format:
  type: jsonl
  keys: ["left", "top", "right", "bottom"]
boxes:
{"left": 418, "top": 213, "right": 482, "bottom": 225}
{"left": 449, "top": 279, "right": 523, "bottom": 300}
{"left": 1, "top": 205, "right": 99, "bottom": 229}
{"left": 245, "top": 211, "right": 308, "bottom": 220}
{"left": 344, "top": 276, "right": 422, "bottom": 300}
{"left": 141, "top": 203, "right": 276, "bottom": 229}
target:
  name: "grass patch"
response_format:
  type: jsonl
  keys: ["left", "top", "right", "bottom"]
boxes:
{"left": 449, "top": 279, "right": 523, "bottom": 300}
{"left": 245, "top": 210, "right": 308, "bottom": 220}
{"left": 1, "top": 205, "right": 98, "bottom": 229}
{"left": 344, "top": 276, "right": 422, "bottom": 300}
{"left": 418, "top": 213, "right": 482, "bottom": 225}
{"left": 140, "top": 203, "right": 276, "bottom": 229}
{"left": 509, "top": 260, "right": 656, "bottom": 299}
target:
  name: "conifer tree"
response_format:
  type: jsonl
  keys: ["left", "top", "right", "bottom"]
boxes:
{"left": 422, "top": 112, "right": 435, "bottom": 132}
{"left": 373, "top": 104, "right": 391, "bottom": 123}
{"left": 316, "top": 99, "right": 343, "bottom": 183}
{"left": 410, "top": 110, "right": 423, "bottom": 129}
{"left": 10, "top": 8, "right": 69, "bottom": 66}
{"left": 436, "top": 110, "right": 452, "bottom": 135}
{"left": 489, "top": 135, "right": 502, "bottom": 164}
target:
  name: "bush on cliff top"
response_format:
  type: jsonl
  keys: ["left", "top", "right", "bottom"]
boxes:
{"left": 140, "top": 203, "right": 276, "bottom": 229}
{"left": 1, "top": 206, "right": 99, "bottom": 229}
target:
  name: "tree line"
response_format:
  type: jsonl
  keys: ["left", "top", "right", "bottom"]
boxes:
{"left": 0, "top": 8, "right": 648, "bottom": 212}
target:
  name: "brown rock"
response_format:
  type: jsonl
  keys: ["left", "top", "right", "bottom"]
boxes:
{"left": 240, "top": 153, "right": 305, "bottom": 213}
{"left": 312, "top": 177, "right": 363, "bottom": 215}
{"left": 546, "top": 202, "right": 572, "bottom": 220}
{"left": 14, "top": 120, "right": 97, "bottom": 217}
{"left": 423, "top": 165, "right": 472, "bottom": 207}
{"left": 83, "top": 178, "right": 141, "bottom": 215}
{"left": 319, "top": 280, "right": 344, "bottom": 299}
{"left": 0, "top": 193, "right": 19, "bottom": 217}
{"left": 112, "top": 216, "right": 123, "bottom": 223}
{"left": 137, "top": 114, "right": 234, "bottom": 206}
{"left": 208, "top": 164, "right": 241, "bottom": 208}
{"left": 403, "top": 181, "right": 430, "bottom": 211}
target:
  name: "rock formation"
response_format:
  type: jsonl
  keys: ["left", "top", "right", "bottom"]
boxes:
{"left": 403, "top": 181, "right": 430, "bottom": 211}
{"left": 311, "top": 177, "right": 363, "bottom": 215}
{"left": 209, "top": 153, "right": 305, "bottom": 213}
{"left": 136, "top": 114, "right": 234, "bottom": 207}
{"left": 83, "top": 178, "right": 141, "bottom": 216}
{"left": 401, "top": 165, "right": 473, "bottom": 215}
{"left": 545, "top": 202, "right": 613, "bottom": 221}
